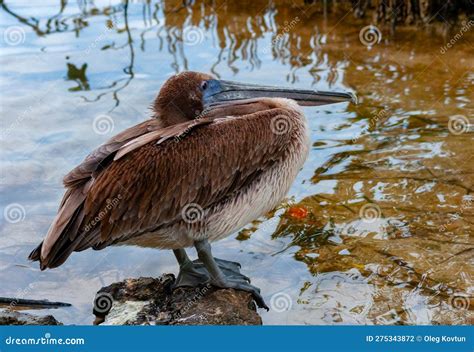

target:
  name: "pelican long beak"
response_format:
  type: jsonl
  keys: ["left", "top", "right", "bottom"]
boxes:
{"left": 203, "top": 80, "right": 357, "bottom": 107}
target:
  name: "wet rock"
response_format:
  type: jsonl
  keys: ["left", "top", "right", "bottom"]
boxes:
{"left": 93, "top": 274, "right": 262, "bottom": 325}
{"left": 0, "top": 310, "right": 62, "bottom": 325}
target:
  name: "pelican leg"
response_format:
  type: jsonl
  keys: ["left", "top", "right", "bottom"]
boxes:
{"left": 195, "top": 239, "right": 269, "bottom": 310}
{"left": 172, "top": 249, "right": 210, "bottom": 288}
{"left": 193, "top": 257, "right": 243, "bottom": 276}
{"left": 173, "top": 248, "right": 191, "bottom": 266}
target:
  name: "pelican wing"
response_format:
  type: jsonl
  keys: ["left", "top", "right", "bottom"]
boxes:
{"left": 29, "top": 118, "right": 162, "bottom": 268}
{"left": 31, "top": 107, "right": 297, "bottom": 269}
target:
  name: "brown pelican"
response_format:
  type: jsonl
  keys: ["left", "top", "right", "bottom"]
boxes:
{"left": 29, "top": 72, "right": 354, "bottom": 309}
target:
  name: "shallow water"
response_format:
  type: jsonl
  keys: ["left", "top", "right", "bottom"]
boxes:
{"left": 0, "top": 0, "right": 473, "bottom": 325}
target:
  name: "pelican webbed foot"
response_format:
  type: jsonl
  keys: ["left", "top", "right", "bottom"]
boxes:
{"left": 172, "top": 249, "right": 251, "bottom": 289}
{"left": 194, "top": 240, "right": 269, "bottom": 310}
{"left": 173, "top": 259, "right": 210, "bottom": 288}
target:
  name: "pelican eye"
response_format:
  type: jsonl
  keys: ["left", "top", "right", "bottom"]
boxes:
{"left": 200, "top": 81, "right": 208, "bottom": 90}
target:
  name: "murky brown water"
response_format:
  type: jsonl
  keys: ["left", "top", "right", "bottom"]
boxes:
{"left": 1, "top": 0, "right": 473, "bottom": 325}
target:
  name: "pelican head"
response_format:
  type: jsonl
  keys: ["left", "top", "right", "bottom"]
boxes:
{"left": 153, "top": 71, "right": 214, "bottom": 126}
{"left": 153, "top": 71, "right": 355, "bottom": 126}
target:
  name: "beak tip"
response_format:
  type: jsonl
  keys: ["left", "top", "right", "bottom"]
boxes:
{"left": 349, "top": 92, "right": 358, "bottom": 105}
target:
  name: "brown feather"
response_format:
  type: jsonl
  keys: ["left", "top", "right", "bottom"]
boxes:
{"left": 30, "top": 119, "right": 163, "bottom": 267}
{"left": 29, "top": 73, "right": 308, "bottom": 270}
{"left": 80, "top": 105, "right": 295, "bottom": 246}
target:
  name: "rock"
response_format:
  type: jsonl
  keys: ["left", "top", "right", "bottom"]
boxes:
{"left": 93, "top": 274, "right": 262, "bottom": 325}
{"left": 0, "top": 310, "right": 62, "bottom": 325}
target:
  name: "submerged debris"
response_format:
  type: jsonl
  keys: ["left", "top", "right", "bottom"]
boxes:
{"left": 0, "top": 297, "right": 71, "bottom": 309}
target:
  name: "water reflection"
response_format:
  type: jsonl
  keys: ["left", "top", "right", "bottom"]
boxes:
{"left": 0, "top": 0, "right": 472, "bottom": 325}
{"left": 2, "top": 1, "right": 472, "bottom": 107}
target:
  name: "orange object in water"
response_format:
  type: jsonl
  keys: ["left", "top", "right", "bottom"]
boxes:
{"left": 288, "top": 206, "right": 308, "bottom": 219}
